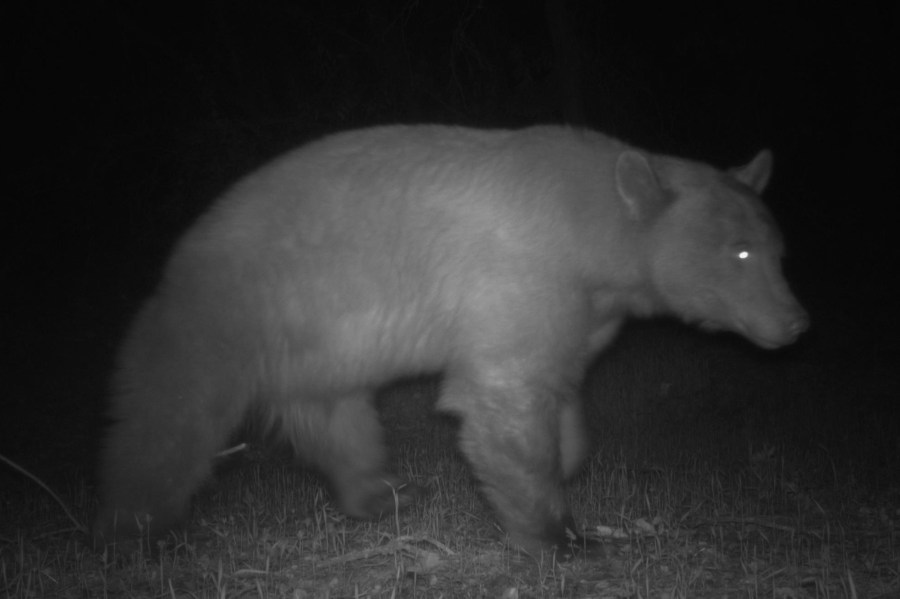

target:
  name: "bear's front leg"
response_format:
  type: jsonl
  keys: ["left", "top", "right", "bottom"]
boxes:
{"left": 440, "top": 374, "right": 578, "bottom": 556}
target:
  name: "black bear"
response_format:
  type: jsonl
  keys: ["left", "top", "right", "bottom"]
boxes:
{"left": 94, "top": 125, "right": 808, "bottom": 555}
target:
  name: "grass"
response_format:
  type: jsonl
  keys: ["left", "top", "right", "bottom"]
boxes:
{"left": 2, "top": 325, "right": 898, "bottom": 598}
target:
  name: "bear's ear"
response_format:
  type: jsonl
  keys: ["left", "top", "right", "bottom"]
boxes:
{"left": 731, "top": 149, "right": 773, "bottom": 194}
{"left": 615, "top": 150, "right": 665, "bottom": 221}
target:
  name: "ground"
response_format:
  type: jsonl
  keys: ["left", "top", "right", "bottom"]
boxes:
{"left": 2, "top": 327, "right": 898, "bottom": 598}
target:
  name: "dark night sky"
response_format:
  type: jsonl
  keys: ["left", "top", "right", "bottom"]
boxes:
{"left": 4, "top": 2, "right": 898, "bottom": 476}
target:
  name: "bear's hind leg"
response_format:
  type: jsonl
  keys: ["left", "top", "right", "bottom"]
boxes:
{"left": 276, "top": 394, "right": 416, "bottom": 519}
{"left": 559, "top": 398, "right": 589, "bottom": 480}
{"left": 94, "top": 384, "right": 249, "bottom": 552}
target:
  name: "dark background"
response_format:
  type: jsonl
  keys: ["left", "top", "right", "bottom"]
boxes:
{"left": 4, "top": 2, "right": 898, "bottom": 493}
